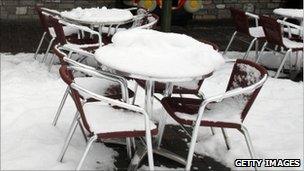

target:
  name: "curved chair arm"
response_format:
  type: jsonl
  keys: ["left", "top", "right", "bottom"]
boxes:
{"left": 69, "top": 66, "right": 130, "bottom": 102}
{"left": 61, "top": 44, "right": 96, "bottom": 58}
{"left": 125, "top": 7, "right": 138, "bottom": 11}
{"left": 277, "top": 19, "right": 302, "bottom": 30}
{"left": 41, "top": 7, "right": 61, "bottom": 16}
{"left": 277, "top": 19, "right": 303, "bottom": 37}
{"left": 245, "top": 12, "right": 259, "bottom": 27}
{"left": 197, "top": 73, "right": 267, "bottom": 118}
{"left": 59, "top": 20, "right": 103, "bottom": 47}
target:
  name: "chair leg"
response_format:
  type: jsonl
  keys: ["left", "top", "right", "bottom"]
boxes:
{"left": 221, "top": 128, "right": 230, "bottom": 150}
{"left": 243, "top": 38, "right": 257, "bottom": 60}
{"left": 126, "top": 138, "right": 133, "bottom": 159}
{"left": 240, "top": 126, "right": 257, "bottom": 171}
{"left": 42, "top": 37, "right": 55, "bottom": 63}
{"left": 185, "top": 121, "right": 202, "bottom": 170}
{"left": 256, "top": 42, "right": 268, "bottom": 63}
{"left": 52, "top": 86, "right": 70, "bottom": 126}
{"left": 48, "top": 53, "right": 55, "bottom": 72}
{"left": 34, "top": 32, "right": 47, "bottom": 60}
{"left": 223, "top": 31, "right": 237, "bottom": 55}
{"left": 132, "top": 82, "right": 138, "bottom": 105}
{"left": 275, "top": 49, "right": 292, "bottom": 78}
{"left": 210, "top": 127, "right": 215, "bottom": 135}
{"left": 145, "top": 126, "right": 155, "bottom": 171}
{"left": 76, "top": 135, "right": 98, "bottom": 171}
{"left": 255, "top": 39, "right": 259, "bottom": 60}
{"left": 156, "top": 113, "right": 167, "bottom": 148}
{"left": 77, "top": 118, "right": 88, "bottom": 143}
{"left": 57, "top": 111, "right": 80, "bottom": 162}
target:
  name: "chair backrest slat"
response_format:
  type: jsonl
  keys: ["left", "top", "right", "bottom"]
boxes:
{"left": 48, "top": 15, "right": 67, "bottom": 45}
{"left": 259, "top": 15, "right": 284, "bottom": 46}
{"left": 225, "top": 59, "right": 267, "bottom": 121}
{"left": 230, "top": 8, "right": 250, "bottom": 35}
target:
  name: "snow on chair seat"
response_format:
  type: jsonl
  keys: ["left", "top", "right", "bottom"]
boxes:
{"left": 282, "top": 37, "right": 304, "bottom": 49}
{"left": 83, "top": 102, "right": 157, "bottom": 135}
{"left": 49, "top": 26, "right": 79, "bottom": 37}
{"left": 249, "top": 26, "right": 265, "bottom": 38}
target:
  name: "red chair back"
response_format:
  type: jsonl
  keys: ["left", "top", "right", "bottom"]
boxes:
{"left": 226, "top": 59, "right": 267, "bottom": 121}
{"left": 259, "top": 15, "right": 284, "bottom": 47}
{"left": 48, "top": 15, "right": 67, "bottom": 45}
{"left": 230, "top": 8, "right": 250, "bottom": 35}
{"left": 35, "top": 5, "right": 52, "bottom": 35}
{"left": 59, "top": 65, "right": 91, "bottom": 133}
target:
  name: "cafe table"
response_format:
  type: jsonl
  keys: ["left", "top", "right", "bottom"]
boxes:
{"left": 60, "top": 6, "right": 135, "bottom": 35}
{"left": 94, "top": 29, "right": 225, "bottom": 169}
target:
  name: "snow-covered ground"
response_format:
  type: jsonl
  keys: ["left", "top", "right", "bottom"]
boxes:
{"left": 1, "top": 52, "right": 303, "bottom": 170}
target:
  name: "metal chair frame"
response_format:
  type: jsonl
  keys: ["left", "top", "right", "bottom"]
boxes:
{"left": 223, "top": 8, "right": 264, "bottom": 60}
{"left": 160, "top": 59, "right": 268, "bottom": 171}
{"left": 256, "top": 17, "right": 303, "bottom": 78}
{"left": 53, "top": 45, "right": 136, "bottom": 159}
{"left": 34, "top": 6, "right": 61, "bottom": 62}
{"left": 58, "top": 65, "right": 155, "bottom": 170}
{"left": 47, "top": 15, "right": 102, "bottom": 71}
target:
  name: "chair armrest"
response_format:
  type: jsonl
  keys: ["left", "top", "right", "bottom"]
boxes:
{"left": 196, "top": 73, "right": 267, "bottom": 121}
{"left": 69, "top": 66, "right": 130, "bottom": 102}
{"left": 277, "top": 19, "right": 303, "bottom": 38}
{"left": 71, "top": 81, "right": 147, "bottom": 117}
{"left": 245, "top": 12, "right": 259, "bottom": 27}
{"left": 125, "top": 7, "right": 138, "bottom": 11}
{"left": 59, "top": 20, "right": 103, "bottom": 46}
{"left": 277, "top": 19, "right": 303, "bottom": 30}
{"left": 41, "top": 7, "right": 61, "bottom": 16}
{"left": 61, "top": 44, "right": 95, "bottom": 58}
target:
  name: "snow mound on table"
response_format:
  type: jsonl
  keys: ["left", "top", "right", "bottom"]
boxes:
{"left": 95, "top": 29, "right": 225, "bottom": 79}
{"left": 61, "top": 6, "right": 133, "bottom": 23}
{"left": 273, "top": 8, "right": 303, "bottom": 19}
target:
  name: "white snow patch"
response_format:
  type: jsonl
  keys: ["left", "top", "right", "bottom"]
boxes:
{"left": 95, "top": 29, "right": 225, "bottom": 79}
{"left": 61, "top": 7, "right": 133, "bottom": 23}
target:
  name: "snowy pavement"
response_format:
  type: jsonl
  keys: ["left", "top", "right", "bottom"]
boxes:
{"left": 1, "top": 52, "right": 303, "bottom": 170}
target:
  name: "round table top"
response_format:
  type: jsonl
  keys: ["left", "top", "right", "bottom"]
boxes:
{"left": 61, "top": 7, "right": 134, "bottom": 25}
{"left": 94, "top": 29, "right": 225, "bottom": 82}
{"left": 273, "top": 8, "right": 304, "bottom": 20}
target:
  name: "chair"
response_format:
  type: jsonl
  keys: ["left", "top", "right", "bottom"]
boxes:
{"left": 161, "top": 59, "right": 268, "bottom": 171}
{"left": 46, "top": 14, "right": 102, "bottom": 71}
{"left": 34, "top": 6, "right": 79, "bottom": 63}
{"left": 52, "top": 44, "right": 134, "bottom": 127}
{"left": 256, "top": 16, "right": 303, "bottom": 78}
{"left": 224, "top": 8, "right": 265, "bottom": 60}
{"left": 57, "top": 65, "right": 157, "bottom": 170}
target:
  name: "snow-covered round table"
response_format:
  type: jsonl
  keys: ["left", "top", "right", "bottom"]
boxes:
{"left": 95, "top": 29, "right": 224, "bottom": 116}
{"left": 273, "top": 8, "right": 303, "bottom": 21}
{"left": 61, "top": 7, "right": 134, "bottom": 34}
{"left": 94, "top": 29, "right": 225, "bottom": 169}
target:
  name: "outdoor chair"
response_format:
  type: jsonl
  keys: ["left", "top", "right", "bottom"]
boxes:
{"left": 47, "top": 15, "right": 102, "bottom": 71}
{"left": 161, "top": 59, "right": 268, "bottom": 171}
{"left": 256, "top": 16, "right": 303, "bottom": 78}
{"left": 57, "top": 65, "right": 157, "bottom": 170}
{"left": 52, "top": 44, "right": 134, "bottom": 127}
{"left": 53, "top": 44, "right": 138, "bottom": 161}
{"left": 224, "top": 8, "right": 265, "bottom": 60}
{"left": 34, "top": 6, "right": 79, "bottom": 63}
